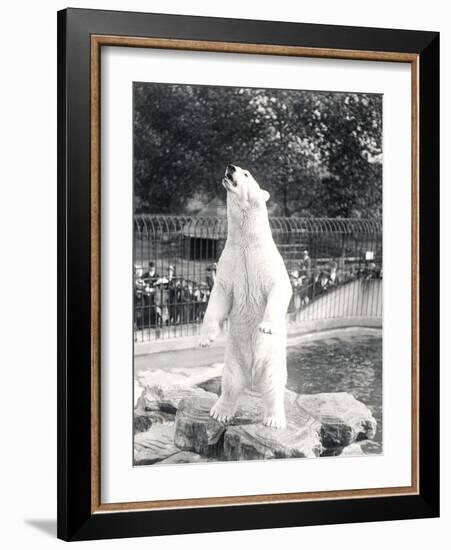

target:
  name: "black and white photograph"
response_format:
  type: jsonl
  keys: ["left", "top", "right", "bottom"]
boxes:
{"left": 1, "top": 0, "right": 444, "bottom": 545}
{"left": 133, "top": 82, "right": 383, "bottom": 465}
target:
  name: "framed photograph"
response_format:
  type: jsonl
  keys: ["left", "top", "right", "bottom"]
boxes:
{"left": 57, "top": 8, "right": 439, "bottom": 541}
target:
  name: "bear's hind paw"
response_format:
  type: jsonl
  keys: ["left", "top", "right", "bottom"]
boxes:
{"left": 210, "top": 401, "right": 234, "bottom": 424}
{"left": 263, "top": 414, "right": 287, "bottom": 429}
{"left": 210, "top": 411, "right": 233, "bottom": 424}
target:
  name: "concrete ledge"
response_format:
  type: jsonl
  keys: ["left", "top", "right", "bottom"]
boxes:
{"left": 135, "top": 316, "right": 382, "bottom": 356}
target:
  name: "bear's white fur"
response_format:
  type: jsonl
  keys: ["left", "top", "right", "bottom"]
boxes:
{"left": 199, "top": 165, "right": 292, "bottom": 428}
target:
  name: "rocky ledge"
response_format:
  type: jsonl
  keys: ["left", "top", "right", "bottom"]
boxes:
{"left": 133, "top": 382, "right": 377, "bottom": 464}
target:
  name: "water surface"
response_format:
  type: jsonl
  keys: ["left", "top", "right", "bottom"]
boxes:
{"left": 287, "top": 331, "right": 382, "bottom": 452}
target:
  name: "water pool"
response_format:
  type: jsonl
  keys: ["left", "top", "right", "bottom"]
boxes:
{"left": 286, "top": 329, "right": 382, "bottom": 453}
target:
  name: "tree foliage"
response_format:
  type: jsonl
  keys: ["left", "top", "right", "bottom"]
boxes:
{"left": 134, "top": 83, "right": 382, "bottom": 217}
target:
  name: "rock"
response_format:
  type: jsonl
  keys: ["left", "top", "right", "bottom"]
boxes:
{"left": 287, "top": 392, "right": 377, "bottom": 449}
{"left": 339, "top": 443, "right": 366, "bottom": 457}
{"left": 234, "top": 390, "right": 265, "bottom": 424}
{"left": 222, "top": 390, "right": 376, "bottom": 460}
{"left": 173, "top": 391, "right": 265, "bottom": 458}
{"left": 145, "top": 410, "right": 175, "bottom": 424}
{"left": 134, "top": 410, "right": 176, "bottom": 435}
{"left": 354, "top": 440, "right": 382, "bottom": 455}
{"left": 136, "top": 363, "right": 224, "bottom": 390}
{"left": 338, "top": 440, "right": 382, "bottom": 457}
{"left": 173, "top": 390, "right": 266, "bottom": 449}
{"left": 174, "top": 390, "right": 321, "bottom": 460}
{"left": 174, "top": 396, "right": 226, "bottom": 456}
{"left": 320, "top": 447, "right": 345, "bottom": 457}
{"left": 197, "top": 376, "right": 222, "bottom": 396}
{"left": 144, "top": 386, "right": 377, "bottom": 464}
{"left": 221, "top": 389, "right": 322, "bottom": 460}
{"left": 224, "top": 422, "right": 322, "bottom": 460}
{"left": 135, "top": 385, "right": 217, "bottom": 414}
{"left": 159, "top": 451, "right": 210, "bottom": 464}
{"left": 133, "top": 415, "right": 152, "bottom": 434}
{"left": 134, "top": 379, "right": 143, "bottom": 408}
{"left": 133, "top": 424, "right": 178, "bottom": 465}
{"left": 360, "top": 440, "right": 382, "bottom": 454}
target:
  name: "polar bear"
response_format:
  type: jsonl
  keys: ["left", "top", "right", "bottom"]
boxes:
{"left": 199, "top": 164, "right": 292, "bottom": 429}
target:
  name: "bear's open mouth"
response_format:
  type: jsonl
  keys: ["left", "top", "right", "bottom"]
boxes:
{"left": 222, "top": 177, "right": 231, "bottom": 190}
{"left": 222, "top": 175, "right": 237, "bottom": 190}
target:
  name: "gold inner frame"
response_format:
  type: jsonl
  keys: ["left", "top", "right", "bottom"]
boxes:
{"left": 90, "top": 35, "right": 420, "bottom": 514}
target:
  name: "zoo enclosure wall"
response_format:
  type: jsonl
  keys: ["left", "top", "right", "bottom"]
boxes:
{"left": 134, "top": 215, "right": 382, "bottom": 342}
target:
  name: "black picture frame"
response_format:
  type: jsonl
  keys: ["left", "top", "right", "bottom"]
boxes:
{"left": 57, "top": 7, "right": 439, "bottom": 541}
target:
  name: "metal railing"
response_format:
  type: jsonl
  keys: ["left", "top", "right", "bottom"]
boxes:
{"left": 134, "top": 215, "right": 382, "bottom": 342}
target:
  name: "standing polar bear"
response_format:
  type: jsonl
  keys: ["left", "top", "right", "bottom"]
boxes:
{"left": 199, "top": 164, "right": 292, "bottom": 429}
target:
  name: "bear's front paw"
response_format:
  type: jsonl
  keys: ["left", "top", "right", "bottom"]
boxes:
{"left": 210, "top": 399, "right": 235, "bottom": 424}
{"left": 199, "top": 324, "right": 220, "bottom": 347}
{"left": 263, "top": 413, "right": 287, "bottom": 430}
{"left": 258, "top": 321, "right": 277, "bottom": 335}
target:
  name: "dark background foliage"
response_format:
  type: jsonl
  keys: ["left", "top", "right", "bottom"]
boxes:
{"left": 134, "top": 83, "right": 382, "bottom": 217}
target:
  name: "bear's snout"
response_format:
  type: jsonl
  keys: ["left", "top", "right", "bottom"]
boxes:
{"left": 224, "top": 164, "right": 238, "bottom": 188}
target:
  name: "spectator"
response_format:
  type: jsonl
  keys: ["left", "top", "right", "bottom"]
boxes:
{"left": 193, "top": 283, "right": 201, "bottom": 321}
{"left": 206, "top": 263, "right": 217, "bottom": 291}
{"left": 329, "top": 260, "right": 339, "bottom": 286}
{"left": 134, "top": 266, "right": 144, "bottom": 335}
{"left": 299, "top": 250, "right": 312, "bottom": 280}
{"left": 366, "top": 261, "right": 377, "bottom": 279}
{"left": 181, "top": 280, "right": 194, "bottom": 323}
{"left": 198, "top": 282, "right": 210, "bottom": 320}
{"left": 134, "top": 264, "right": 146, "bottom": 290}
{"left": 134, "top": 264, "right": 158, "bottom": 331}
{"left": 154, "top": 278, "right": 169, "bottom": 326}
{"left": 314, "top": 271, "right": 330, "bottom": 295}
{"left": 168, "top": 278, "right": 178, "bottom": 325}
{"left": 167, "top": 264, "right": 175, "bottom": 282}
{"left": 142, "top": 261, "right": 159, "bottom": 285}
{"left": 289, "top": 270, "right": 302, "bottom": 313}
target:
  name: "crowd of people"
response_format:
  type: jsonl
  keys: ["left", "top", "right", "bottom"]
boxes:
{"left": 134, "top": 262, "right": 217, "bottom": 329}
{"left": 287, "top": 250, "right": 342, "bottom": 311}
{"left": 134, "top": 250, "right": 382, "bottom": 331}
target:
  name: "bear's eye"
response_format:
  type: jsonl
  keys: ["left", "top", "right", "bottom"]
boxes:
{"left": 244, "top": 172, "right": 249, "bottom": 177}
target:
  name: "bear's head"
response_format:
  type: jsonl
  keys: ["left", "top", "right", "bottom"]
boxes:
{"left": 222, "top": 164, "right": 270, "bottom": 212}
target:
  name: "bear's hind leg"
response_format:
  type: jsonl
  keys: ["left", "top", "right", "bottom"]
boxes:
{"left": 210, "top": 361, "right": 247, "bottom": 424}
{"left": 262, "top": 383, "right": 287, "bottom": 429}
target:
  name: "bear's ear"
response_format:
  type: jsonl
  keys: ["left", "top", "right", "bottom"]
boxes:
{"left": 261, "top": 189, "right": 270, "bottom": 202}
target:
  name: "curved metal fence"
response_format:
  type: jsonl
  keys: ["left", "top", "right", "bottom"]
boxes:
{"left": 134, "top": 215, "right": 382, "bottom": 342}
